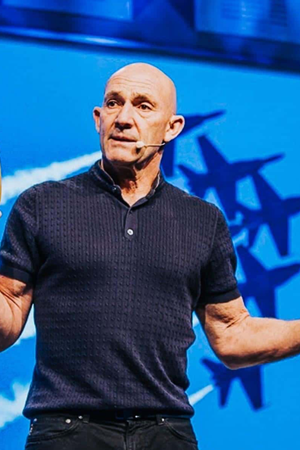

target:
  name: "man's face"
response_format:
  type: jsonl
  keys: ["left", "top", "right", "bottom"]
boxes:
{"left": 94, "top": 66, "right": 176, "bottom": 167}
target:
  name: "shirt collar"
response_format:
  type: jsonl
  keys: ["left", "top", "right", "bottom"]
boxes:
{"left": 88, "top": 159, "right": 165, "bottom": 199}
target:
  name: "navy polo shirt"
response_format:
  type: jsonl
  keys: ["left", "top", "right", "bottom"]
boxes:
{"left": 0, "top": 159, "right": 240, "bottom": 418}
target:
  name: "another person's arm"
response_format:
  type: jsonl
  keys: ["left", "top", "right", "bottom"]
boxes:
{"left": 196, "top": 296, "right": 300, "bottom": 369}
{"left": 0, "top": 275, "right": 33, "bottom": 352}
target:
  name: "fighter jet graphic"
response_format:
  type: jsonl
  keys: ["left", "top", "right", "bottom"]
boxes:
{"left": 178, "top": 135, "right": 283, "bottom": 219}
{"left": 202, "top": 358, "right": 263, "bottom": 410}
{"left": 161, "top": 111, "right": 225, "bottom": 177}
{"left": 250, "top": 173, "right": 300, "bottom": 256}
{"left": 229, "top": 202, "right": 268, "bottom": 248}
{"left": 237, "top": 246, "right": 300, "bottom": 318}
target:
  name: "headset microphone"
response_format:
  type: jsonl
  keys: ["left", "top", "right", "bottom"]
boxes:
{"left": 136, "top": 141, "right": 165, "bottom": 149}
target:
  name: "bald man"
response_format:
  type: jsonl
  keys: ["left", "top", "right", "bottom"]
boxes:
{"left": 1, "top": 63, "right": 300, "bottom": 450}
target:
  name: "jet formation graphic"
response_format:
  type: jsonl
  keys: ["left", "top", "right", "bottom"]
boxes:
{"left": 230, "top": 174, "right": 300, "bottom": 256}
{"left": 178, "top": 135, "right": 283, "bottom": 220}
{"left": 238, "top": 246, "right": 300, "bottom": 318}
{"left": 176, "top": 111, "right": 300, "bottom": 411}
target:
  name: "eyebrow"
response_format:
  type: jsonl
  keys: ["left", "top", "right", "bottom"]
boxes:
{"left": 132, "top": 94, "right": 157, "bottom": 107}
{"left": 104, "top": 91, "right": 122, "bottom": 102}
{"left": 104, "top": 91, "right": 157, "bottom": 107}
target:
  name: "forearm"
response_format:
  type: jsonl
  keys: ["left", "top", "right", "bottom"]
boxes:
{"left": 220, "top": 315, "right": 300, "bottom": 369}
{"left": 0, "top": 293, "right": 15, "bottom": 352}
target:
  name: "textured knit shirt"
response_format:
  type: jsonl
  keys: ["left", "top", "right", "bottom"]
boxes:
{"left": 0, "top": 159, "right": 240, "bottom": 418}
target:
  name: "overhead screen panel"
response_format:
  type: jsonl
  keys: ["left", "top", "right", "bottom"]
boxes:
{"left": 3, "top": 0, "right": 133, "bottom": 20}
{"left": 195, "top": 0, "right": 296, "bottom": 42}
{"left": 1, "top": 0, "right": 300, "bottom": 69}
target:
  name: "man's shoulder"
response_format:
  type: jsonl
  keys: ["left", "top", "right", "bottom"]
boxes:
{"left": 23, "top": 170, "right": 90, "bottom": 197}
{"left": 164, "top": 180, "right": 220, "bottom": 215}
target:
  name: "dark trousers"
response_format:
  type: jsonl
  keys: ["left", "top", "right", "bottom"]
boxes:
{"left": 24, "top": 413, "right": 199, "bottom": 450}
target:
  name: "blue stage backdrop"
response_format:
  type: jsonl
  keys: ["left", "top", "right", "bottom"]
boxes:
{"left": 0, "top": 36, "right": 300, "bottom": 450}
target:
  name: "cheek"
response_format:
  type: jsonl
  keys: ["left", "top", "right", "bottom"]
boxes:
{"left": 146, "top": 120, "right": 167, "bottom": 139}
{"left": 99, "top": 116, "right": 113, "bottom": 138}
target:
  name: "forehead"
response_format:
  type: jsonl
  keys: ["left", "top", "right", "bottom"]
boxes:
{"left": 104, "top": 73, "right": 164, "bottom": 100}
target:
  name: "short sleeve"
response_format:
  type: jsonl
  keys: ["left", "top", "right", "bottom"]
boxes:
{"left": 198, "top": 207, "right": 241, "bottom": 305}
{"left": 0, "top": 186, "right": 40, "bottom": 284}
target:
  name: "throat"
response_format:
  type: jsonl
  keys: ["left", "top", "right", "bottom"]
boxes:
{"left": 121, "top": 191, "right": 145, "bottom": 207}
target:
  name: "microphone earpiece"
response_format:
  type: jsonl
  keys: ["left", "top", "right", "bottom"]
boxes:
{"left": 136, "top": 141, "right": 145, "bottom": 149}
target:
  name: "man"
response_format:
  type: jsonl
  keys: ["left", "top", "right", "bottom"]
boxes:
{"left": 0, "top": 62, "right": 299, "bottom": 450}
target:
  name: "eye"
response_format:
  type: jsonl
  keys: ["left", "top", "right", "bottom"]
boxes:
{"left": 106, "top": 100, "right": 118, "bottom": 108}
{"left": 139, "top": 103, "right": 151, "bottom": 111}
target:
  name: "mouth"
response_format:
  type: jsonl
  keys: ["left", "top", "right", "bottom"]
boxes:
{"left": 110, "top": 136, "right": 137, "bottom": 143}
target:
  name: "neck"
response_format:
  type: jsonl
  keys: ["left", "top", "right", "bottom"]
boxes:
{"left": 100, "top": 155, "right": 161, "bottom": 197}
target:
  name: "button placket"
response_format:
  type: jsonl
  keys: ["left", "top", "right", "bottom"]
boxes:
{"left": 124, "top": 208, "right": 136, "bottom": 239}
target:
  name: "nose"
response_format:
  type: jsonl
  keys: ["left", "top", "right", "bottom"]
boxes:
{"left": 115, "top": 101, "right": 134, "bottom": 130}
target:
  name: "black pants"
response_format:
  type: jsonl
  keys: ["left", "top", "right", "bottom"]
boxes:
{"left": 24, "top": 413, "right": 199, "bottom": 449}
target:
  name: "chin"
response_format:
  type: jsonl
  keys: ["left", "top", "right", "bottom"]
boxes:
{"left": 104, "top": 144, "right": 142, "bottom": 159}
{"left": 103, "top": 151, "right": 140, "bottom": 166}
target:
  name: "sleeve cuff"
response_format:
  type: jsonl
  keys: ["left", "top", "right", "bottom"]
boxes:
{"left": 199, "top": 287, "right": 241, "bottom": 305}
{"left": 0, "top": 264, "right": 34, "bottom": 284}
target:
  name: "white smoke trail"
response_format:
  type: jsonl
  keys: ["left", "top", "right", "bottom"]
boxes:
{"left": 1, "top": 151, "right": 101, "bottom": 205}
{"left": 0, "top": 382, "right": 30, "bottom": 428}
{"left": 188, "top": 384, "right": 214, "bottom": 406}
{"left": 192, "top": 314, "right": 199, "bottom": 328}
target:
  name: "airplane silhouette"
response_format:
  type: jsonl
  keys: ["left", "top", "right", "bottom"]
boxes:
{"left": 202, "top": 358, "right": 263, "bottom": 410}
{"left": 251, "top": 173, "right": 300, "bottom": 256}
{"left": 161, "top": 111, "right": 225, "bottom": 177}
{"left": 237, "top": 246, "right": 300, "bottom": 318}
{"left": 229, "top": 203, "right": 266, "bottom": 247}
{"left": 178, "top": 135, "right": 283, "bottom": 219}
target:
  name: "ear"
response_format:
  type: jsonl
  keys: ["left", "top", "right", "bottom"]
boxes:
{"left": 163, "top": 115, "right": 185, "bottom": 144}
{"left": 93, "top": 107, "right": 102, "bottom": 133}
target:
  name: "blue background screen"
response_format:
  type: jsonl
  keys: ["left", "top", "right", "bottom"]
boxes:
{"left": 0, "top": 36, "right": 300, "bottom": 450}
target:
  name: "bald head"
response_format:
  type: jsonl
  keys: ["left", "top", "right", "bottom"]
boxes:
{"left": 105, "top": 63, "right": 177, "bottom": 114}
{"left": 93, "top": 62, "right": 185, "bottom": 167}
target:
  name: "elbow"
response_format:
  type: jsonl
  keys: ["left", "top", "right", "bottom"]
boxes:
{"left": 219, "top": 354, "right": 245, "bottom": 370}
{"left": 212, "top": 313, "right": 253, "bottom": 370}
{"left": 213, "top": 334, "right": 251, "bottom": 370}
{"left": 0, "top": 341, "right": 12, "bottom": 353}
{"left": 0, "top": 330, "right": 19, "bottom": 353}
{"left": 215, "top": 347, "right": 245, "bottom": 370}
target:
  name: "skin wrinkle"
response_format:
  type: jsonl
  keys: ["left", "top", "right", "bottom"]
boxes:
{"left": 223, "top": 316, "right": 282, "bottom": 369}
{"left": 103, "top": 69, "right": 177, "bottom": 114}
{"left": 197, "top": 297, "right": 300, "bottom": 370}
{"left": 198, "top": 302, "right": 250, "bottom": 362}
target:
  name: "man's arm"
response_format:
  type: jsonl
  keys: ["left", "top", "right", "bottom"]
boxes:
{"left": 196, "top": 296, "right": 300, "bottom": 369}
{"left": 0, "top": 274, "right": 33, "bottom": 352}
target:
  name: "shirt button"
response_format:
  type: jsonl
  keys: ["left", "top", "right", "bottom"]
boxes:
{"left": 127, "top": 229, "right": 134, "bottom": 236}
